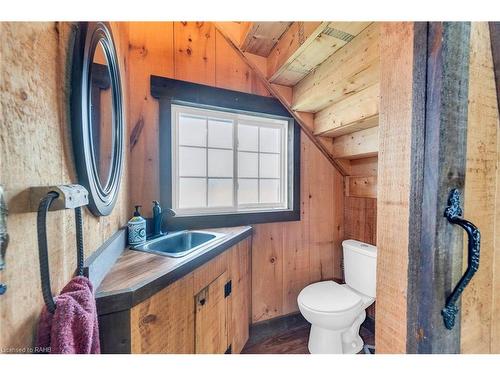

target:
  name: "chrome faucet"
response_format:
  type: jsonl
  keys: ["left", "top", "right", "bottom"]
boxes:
{"left": 151, "top": 201, "right": 176, "bottom": 238}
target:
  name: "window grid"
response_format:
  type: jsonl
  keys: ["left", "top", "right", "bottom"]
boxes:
{"left": 172, "top": 104, "right": 288, "bottom": 215}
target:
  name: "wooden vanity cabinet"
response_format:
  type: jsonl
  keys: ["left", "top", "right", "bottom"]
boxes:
{"left": 128, "top": 238, "right": 251, "bottom": 354}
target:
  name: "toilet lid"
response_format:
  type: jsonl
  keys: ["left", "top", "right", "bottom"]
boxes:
{"left": 298, "top": 281, "right": 362, "bottom": 313}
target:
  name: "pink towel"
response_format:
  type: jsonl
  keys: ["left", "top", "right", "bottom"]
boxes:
{"left": 36, "top": 276, "right": 100, "bottom": 354}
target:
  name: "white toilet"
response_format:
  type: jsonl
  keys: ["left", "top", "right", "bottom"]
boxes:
{"left": 298, "top": 239, "right": 377, "bottom": 354}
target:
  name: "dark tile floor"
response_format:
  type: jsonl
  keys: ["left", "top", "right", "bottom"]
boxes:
{"left": 242, "top": 318, "right": 375, "bottom": 354}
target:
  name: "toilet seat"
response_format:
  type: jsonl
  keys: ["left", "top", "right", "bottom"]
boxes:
{"left": 298, "top": 280, "right": 362, "bottom": 313}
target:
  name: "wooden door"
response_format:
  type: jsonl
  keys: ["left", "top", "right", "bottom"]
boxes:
{"left": 195, "top": 271, "right": 230, "bottom": 354}
{"left": 377, "top": 22, "right": 473, "bottom": 353}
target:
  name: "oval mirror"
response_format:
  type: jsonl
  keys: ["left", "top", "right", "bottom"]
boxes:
{"left": 71, "top": 22, "right": 124, "bottom": 216}
{"left": 90, "top": 40, "right": 114, "bottom": 191}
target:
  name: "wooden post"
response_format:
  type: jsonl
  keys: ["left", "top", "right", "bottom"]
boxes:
{"left": 407, "top": 22, "right": 472, "bottom": 354}
{"left": 376, "top": 22, "right": 428, "bottom": 354}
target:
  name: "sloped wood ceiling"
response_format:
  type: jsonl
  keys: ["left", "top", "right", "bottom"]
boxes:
{"left": 240, "top": 22, "right": 292, "bottom": 56}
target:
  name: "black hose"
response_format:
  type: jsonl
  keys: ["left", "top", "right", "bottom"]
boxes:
{"left": 37, "top": 192, "right": 59, "bottom": 314}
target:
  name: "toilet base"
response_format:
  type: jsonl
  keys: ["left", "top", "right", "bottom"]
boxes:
{"left": 307, "top": 310, "right": 366, "bottom": 354}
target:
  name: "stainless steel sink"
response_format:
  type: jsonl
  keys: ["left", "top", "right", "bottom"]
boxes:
{"left": 131, "top": 230, "right": 226, "bottom": 258}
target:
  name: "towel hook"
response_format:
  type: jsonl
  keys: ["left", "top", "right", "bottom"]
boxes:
{"left": 37, "top": 191, "right": 85, "bottom": 314}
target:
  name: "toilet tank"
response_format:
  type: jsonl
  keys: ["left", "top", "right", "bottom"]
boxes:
{"left": 343, "top": 240, "right": 377, "bottom": 298}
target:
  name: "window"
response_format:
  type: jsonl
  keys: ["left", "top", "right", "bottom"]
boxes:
{"left": 172, "top": 104, "right": 290, "bottom": 216}
{"left": 152, "top": 75, "right": 300, "bottom": 229}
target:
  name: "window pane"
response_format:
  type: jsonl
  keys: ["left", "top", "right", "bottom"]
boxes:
{"left": 259, "top": 153, "right": 280, "bottom": 178}
{"left": 179, "top": 115, "right": 206, "bottom": 146}
{"left": 238, "top": 152, "right": 258, "bottom": 178}
{"left": 179, "top": 146, "right": 206, "bottom": 177}
{"left": 208, "top": 149, "right": 233, "bottom": 177}
{"left": 179, "top": 178, "right": 206, "bottom": 208}
{"left": 208, "top": 178, "right": 233, "bottom": 207}
{"left": 238, "top": 179, "right": 258, "bottom": 205}
{"left": 260, "top": 179, "right": 280, "bottom": 203}
{"left": 208, "top": 119, "right": 233, "bottom": 149}
{"left": 238, "top": 124, "right": 258, "bottom": 151}
{"left": 260, "top": 127, "right": 281, "bottom": 153}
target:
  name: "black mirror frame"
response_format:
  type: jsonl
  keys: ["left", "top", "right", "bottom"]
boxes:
{"left": 70, "top": 22, "right": 124, "bottom": 216}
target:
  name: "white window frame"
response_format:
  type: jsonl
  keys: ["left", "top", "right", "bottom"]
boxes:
{"left": 171, "top": 104, "right": 290, "bottom": 217}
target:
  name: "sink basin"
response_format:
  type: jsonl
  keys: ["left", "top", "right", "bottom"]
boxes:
{"left": 131, "top": 230, "right": 226, "bottom": 258}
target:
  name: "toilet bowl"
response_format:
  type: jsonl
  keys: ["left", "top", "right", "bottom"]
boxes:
{"left": 298, "top": 240, "right": 377, "bottom": 354}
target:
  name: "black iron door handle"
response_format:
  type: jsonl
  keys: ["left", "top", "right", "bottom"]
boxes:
{"left": 441, "top": 189, "right": 481, "bottom": 330}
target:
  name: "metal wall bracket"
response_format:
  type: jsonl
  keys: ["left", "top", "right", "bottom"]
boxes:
{"left": 29, "top": 184, "right": 89, "bottom": 212}
{"left": 441, "top": 189, "right": 481, "bottom": 330}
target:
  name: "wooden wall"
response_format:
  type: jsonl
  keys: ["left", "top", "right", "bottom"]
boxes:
{"left": 342, "top": 156, "right": 378, "bottom": 318}
{"left": 343, "top": 157, "right": 377, "bottom": 246}
{"left": 0, "top": 22, "right": 130, "bottom": 350}
{"left": 461, "top": 22, "right": 500, "bottom": 354}
{"left": 126, "top": 22, "right": 344, "bottom": 323}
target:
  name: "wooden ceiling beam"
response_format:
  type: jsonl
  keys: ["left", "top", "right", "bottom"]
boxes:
{"left": 330, "top": 127, "right": 378, "bottom": 160}
{"left": 214, "top": 22, "right": 348, "bottom": 176}
{"left": 314, "top": 82, "right": 380, "bottom": 137}
{"left": 268, "top": 22, "right": 371, "bottom": 87}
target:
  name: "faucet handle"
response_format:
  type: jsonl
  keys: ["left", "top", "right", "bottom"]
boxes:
{"left": 163, "top": 208, "right": 176, "bottom": 217}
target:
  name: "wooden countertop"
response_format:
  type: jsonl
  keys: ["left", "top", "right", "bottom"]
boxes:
{"left": 95, "top": 226, "right": 252, "bottom": 315}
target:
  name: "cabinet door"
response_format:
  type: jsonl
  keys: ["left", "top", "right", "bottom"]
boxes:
{"left": 130, "top": 275, "right": 195, "bottom": 353}
{"left": 195, "top": 271, "right": 230, "bottom": 353}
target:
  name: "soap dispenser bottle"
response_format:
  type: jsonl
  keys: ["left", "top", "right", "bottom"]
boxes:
{"left": 128, "top": 205, "right": 146, "bottom": 246}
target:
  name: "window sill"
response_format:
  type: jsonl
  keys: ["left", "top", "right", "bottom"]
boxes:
{"left": 164, "top": 209, "right": 300, "bottom": 231}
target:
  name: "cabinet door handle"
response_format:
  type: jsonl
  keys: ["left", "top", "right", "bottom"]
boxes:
{"left": 441, "top": 189, "right": 481, "bottom": 330}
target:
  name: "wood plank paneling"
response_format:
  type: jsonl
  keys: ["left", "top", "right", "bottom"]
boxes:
{"left": 251, "top": 223, "right": 284, "bottom": 322}
{"left": 342, "top": 156, "right": 378, "bottom": 319}
{"left": 215, "top": 30, "right": 269, "bottom": 95}
{"left": 344, "top": 197, "right": 377, "bottom": 245}
{"left": 292, "top": 23, "right": 380, "bottom": 112}
{"left": 461, "top": 22, "right": 500, "bottom": 354}
{"left": 350, "top": 157, "right": 378, "bottom": 176}
{"left": 282, "top": 136, "right": 311, "bottom": 315}
{"left": 128, "top": 22, "right": 174, "bottom": 216}
{"left": 345, "top": 176, "right": 377, "bottom": 199}
{"left": 174, "top": 22, "right": 216, "bottom": 86}
{"left": 308, "top": 139, "right": 339, "bottom": 283}
{"left": 0, "top": 22, "right": 130, "bottom": 350}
